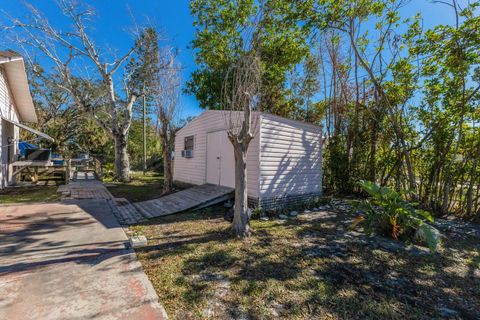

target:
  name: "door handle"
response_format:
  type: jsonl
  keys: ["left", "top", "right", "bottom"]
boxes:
{"left": 216, "top": 157, "right": 220, "bottom": 159}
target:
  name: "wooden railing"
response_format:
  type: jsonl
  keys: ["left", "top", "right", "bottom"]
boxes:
{"left": 68, "top": 156, "right": 103, "bottom": 181}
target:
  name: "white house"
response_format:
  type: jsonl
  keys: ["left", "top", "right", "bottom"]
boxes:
{"left": 173, "top": 110, "right": 323, "bottom": 209}
{"left": 0, "top": 51, "right": 42, "bottom": 189}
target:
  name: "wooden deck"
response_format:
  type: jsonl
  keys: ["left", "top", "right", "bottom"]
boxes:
{"left": 133, "top": 184, "right": 234, "bottom": 219}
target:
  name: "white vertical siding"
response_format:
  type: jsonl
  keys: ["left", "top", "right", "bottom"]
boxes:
{"left": 0, "top": 66, "right": 20, "bottom": 188}
{"left": 173, "top": 111, "right": 260, "bottom": 198}
{"left": 0, "top": 66, "right": 19, "bottom": 121}
{"left": 259, "top": 113, "right": 322, "bottom": 198}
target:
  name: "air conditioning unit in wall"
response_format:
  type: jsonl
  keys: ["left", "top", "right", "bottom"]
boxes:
{"left": 181, "top": 150, "right": 193, "bottom": 158}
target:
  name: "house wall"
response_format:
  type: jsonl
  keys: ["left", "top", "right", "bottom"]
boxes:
{"left": 258, "top": 113, "right": 322, "bottom": 209}
{"left": 0, "top": 66, "right": 20, "bottom": 189}
{"left": 173, "top": 111, "right": 260, "bottom": 199}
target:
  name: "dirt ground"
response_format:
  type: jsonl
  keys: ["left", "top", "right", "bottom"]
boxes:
{"left": 132, "top": 204, "right": 480, "bottom": 319}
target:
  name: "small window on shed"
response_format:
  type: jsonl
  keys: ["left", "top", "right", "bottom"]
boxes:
{"left": 184, "top": 135, "right": 194, "bottom": 151}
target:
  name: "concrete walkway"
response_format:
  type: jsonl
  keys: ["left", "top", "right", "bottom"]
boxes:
{"left": 0, "top": 199, "right": 167, "bottom": 319}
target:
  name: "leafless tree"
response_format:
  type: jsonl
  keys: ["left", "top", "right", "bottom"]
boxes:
{"left": 343, "top": 1, "right": 417, "bottom": 192}
{"left": 221, "top": 52, "right": 262, "bottom": 237}
{"left": 8, "top": 0, "right": 140, "bottom": 181}
{"left": 154, "top": 48, "right": 181, "bottom": 194}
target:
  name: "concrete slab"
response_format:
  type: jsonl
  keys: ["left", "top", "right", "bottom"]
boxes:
{"left": 130, "top": 235, "right": 148, "bottom": 248}
{"left": 0, "top": 200, "right": 167, "bottom": 320}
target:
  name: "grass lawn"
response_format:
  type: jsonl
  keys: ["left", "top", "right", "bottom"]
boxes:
{"left": 132, "top": 205, "right": 480, "bottom": 319}
{"left": 105, "top": 171, "right": 164, "bottom": 202}
{"left": 0, "top": 185, "right": 61, "bottom": 204}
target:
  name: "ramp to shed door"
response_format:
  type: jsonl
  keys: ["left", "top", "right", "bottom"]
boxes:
{"left": 133, "top": 184, "right": 234, "bottom": 219}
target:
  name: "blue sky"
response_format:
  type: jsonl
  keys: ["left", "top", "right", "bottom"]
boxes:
{"left": 2, "top": 0, "right": 201, "bottom": 118}
{"left": 1, "top": 0, "right": 467, "bottom": 119}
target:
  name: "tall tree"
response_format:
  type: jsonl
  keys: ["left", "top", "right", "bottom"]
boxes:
{"left": 187, "top": 0, "right": 309, "bottom": 116}
{"left": 413, "top": 0, "right": 480, "bottom": 214}
{"left": 222, "top": 51, "right": 262, "bottom": 237}
{"left": 304, "top": 0, "right": 480, "bottom": 216}
{"left": 129, "top": 27, "right": 181, "bottom": 194}
{"left": 306, "top": 0, "right": 421, "bottom": 193}
{"left": 27, "top": 64, "right": 112, "bottom": 159}
{"left": 300, "top": 50, "right": 322, "bottom": 121}
{"left": 128, "top": 27, "right": 161, "bottom": 172}
{"left": 10, "top": 0, "right": 145, "bottom": 181}
{"left": 154, "top": 48, "right": 181, "bottom": 194}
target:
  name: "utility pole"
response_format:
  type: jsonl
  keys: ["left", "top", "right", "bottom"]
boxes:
{"left": 143, "top": 93, "right": 147, "bottom": 174}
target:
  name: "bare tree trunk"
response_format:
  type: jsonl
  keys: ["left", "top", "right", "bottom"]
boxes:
{"left": 466, "top": 139, "right": 480, "bottom": 215}
{"left": 369, "top": 114, "right": 378, "bottom": 182}
{"left": 163, "top": 154, "right": 173, "bottom": 193}
{"left": 114, "top": 134, "right": 130, "bottom": 182}
{"left": 232, "top": 143, "right": 251, "bottom": 237}
{"left": 162, "top": 129, "right": 173, "bottom": 194}
{"left": 441, "top": 116, "right": 465, "bottom": 214}
{"left": 476, "top": 180, "right": 480, "bottom": 215}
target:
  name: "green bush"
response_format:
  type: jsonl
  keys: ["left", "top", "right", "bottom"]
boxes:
{"left": 102, "top": 163, "right": 115, "bottom": 180}
{"left": 352, "top": 181, "right": 441, "bottom": 252}
{"left": 251, "top": 207, "right": 263, "bottom": 219}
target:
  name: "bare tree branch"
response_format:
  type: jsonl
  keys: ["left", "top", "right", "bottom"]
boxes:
{"left": 7, "top": 0, "right": 143, "bottom": 181}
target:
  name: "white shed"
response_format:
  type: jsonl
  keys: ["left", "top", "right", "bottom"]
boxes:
{"left": 173, "top": 110, "right": 323, "bottom": 209}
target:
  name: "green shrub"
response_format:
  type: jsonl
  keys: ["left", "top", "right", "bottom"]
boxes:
{"left": 352, "top": 180, "right": 441, "bottom": 252}
{"left": 251, "top": 207, "right": 263, "bottom": 219}
{"left": 317, "top": 196, "right": 332, "bottom": 206}
{"left": 102, "top": 163, "right": 115, "bottom": 180}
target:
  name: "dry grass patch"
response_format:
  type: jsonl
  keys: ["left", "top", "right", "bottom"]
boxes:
{"left": 133, "top": 206, "right": 480, "bottom": 319}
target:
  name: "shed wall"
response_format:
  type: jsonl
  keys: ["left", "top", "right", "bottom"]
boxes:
{"left": 259, "top": 113, "right": 322, "bottom": 208}
{"left": 173, "top": 111, "right": 260, "bottom": 199}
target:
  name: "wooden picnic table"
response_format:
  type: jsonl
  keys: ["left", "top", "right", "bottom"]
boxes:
{"left": 12, "top": 160, "right": 70, "bottom": 184}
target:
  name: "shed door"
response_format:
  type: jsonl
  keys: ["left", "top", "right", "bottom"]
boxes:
{"left": 206, "top": 130, "right": 235, "bottom": 188}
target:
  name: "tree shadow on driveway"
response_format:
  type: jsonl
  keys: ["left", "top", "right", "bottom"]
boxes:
{"left": 0, "top": 200, "right": 131, "bottom": 276}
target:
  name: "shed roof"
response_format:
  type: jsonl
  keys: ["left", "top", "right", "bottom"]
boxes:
{"left": 177, "top": 110, "right": 322, "bottom": 136}
{"left": 0, "top": 50, "right": 37, "bottom": 123}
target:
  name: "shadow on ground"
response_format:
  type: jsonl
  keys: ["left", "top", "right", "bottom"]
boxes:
{"left": 0, "top": 200, "right": 130, "bottom": 275}
{"left": 134, "top": 205, "right": 480, "bottom": 319}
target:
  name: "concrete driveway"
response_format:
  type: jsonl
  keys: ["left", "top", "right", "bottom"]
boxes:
{"left": 0, "top": 200, "right": 166, "bottom": 319}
